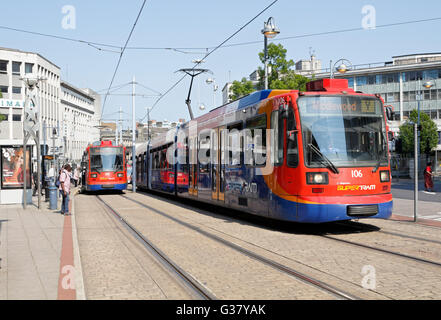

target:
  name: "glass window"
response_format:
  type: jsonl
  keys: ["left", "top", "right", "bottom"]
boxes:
{"left": 403, "top": 92, "right": 409, "bottom": 102}
{"left": 25, "top": 63, "right": 33, "bottom": 74}
{"left": 423, "top": 70, "right": 438, "bottom": 80}
{"left": 286, "top": 107, "right": 298, "bottom": 167}
{"left": 245, "top": 114, "right": 267, "bottom": 167}
{"left": 402, "top": 72, "right": 407, "bottom": 82}
{"left": 375, "top": 75, "right": 382, "bottom": 84}
{"left": 12, "top": 87, "right": 21, "bottom": 94}
{"left": 0, "top": 113, "right": 8, "bottom": 121}
{"left": 409, "top": 72, "right": 416, "bottom": 81}
{"left": 12, "top": 114, "right": 21, "bottom": 121}
{"left": 356, "top": 76, "right": 367, "bottom": 86}
{"left": 368, "top": 76, "right": 375, "bottom": 85}
{"left": 0, "top": 60, "right": 7, "bottom": 73}
{"left": 430, "top": 89, "right": 437, "bottom": 100}
{"left": 12, "top": 62, "right": 21, "bottom": 75}
{"left": 298, "top": 96, "right": 387, "bottom": 168}
{"left": 89, "top": 147, "right": 124, "bottom": 172}
{"left": 0, "top": 86, "right": 8, "bottom": 93}
{"left": 424, "top": 90, "right": 430, "bottom": 100}
{"left": 438, "top": 89, "right": 441, "bottom": 100}
{"left": 430, "top": 110, "right": 438, "bottom": 119}
{"left": 386, "top": 93, "right": 395, "bottom": 103}
{"left": 271, "top": 111, "right": 283, "bottom": 166}
{"left": 416, "top": 71, "right": 423, "bottom": 80}
{"left": 227, "top": 122, "right": 243, "bottom": 166}
{"left": 409, "top": 91, "right": 416, "bottom": 101}
{"left": 347, "top": 77, "right": 354, "bottom": 88}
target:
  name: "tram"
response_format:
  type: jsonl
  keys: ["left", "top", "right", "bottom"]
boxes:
{"left": 81, "top": 140, "right": 128, "bottom": 192}
{"left": 136, "top": 78, "right": 393, "bottom": 223}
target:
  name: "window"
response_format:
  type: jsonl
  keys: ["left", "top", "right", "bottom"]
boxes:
{"left": 286, "top": 107, "right": 298, "bottom": 167}
{"left": 0, "top": 114, "right": 8, "bottom": 121}
{"left": 368, "top": 76, "right": 375, "bottom": 85}
{"left": 199, "top": 131, "right": 210, "bottom": 172}
{"left": 356, "top": 76, "right": 367, "bottom": 86}
{"left": 347, "top": 78, "right": 354, "bottom": 88}
{"left": 245, "top": 114, "right": 267, "bottom": 167}
{"left": 12, "top": 62, "right": 21, "bottom": 75}
{"left": 0, "top": 60, "right": 7, "bottom": 74}
{"left": 271, "top": 111, "right": 283, "bottom": 166}
{"left": 386, "top": 93, "right": 395, "bottom": 103}
{"left": 227, "top": 122, "right": 243, "bottom": 166}
{"left": 423, "top": 70, "right": 438, "bottom": 80}
{"left": 409, "top": 91, "right": 416, "bottom": 101}
{"left": 12, "top": 87, "right": 21, "bottom": 94}
{"left": 375, "top": 75, "right": 383, "bottom": 84}
{"left": 12, "top": 114, "right": 21, "bottom": 121}
{"left": 438, "top": 89, "right": 441, "bottom": 100}
{"left": 424, "top": 90, "right": 430, "bottom": 100}
{"left": 25, "top": 63, "right": 33, "bottom": 74}
{"left": 0, "top": 86, "right": 8, "bottom": 93}
{"left": 403, "top": 92, "right": 409, "bottom": 102}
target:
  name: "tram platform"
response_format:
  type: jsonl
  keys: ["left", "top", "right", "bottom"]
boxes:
{"left": 0, "top": 190, "right": 83, "bottom": 300}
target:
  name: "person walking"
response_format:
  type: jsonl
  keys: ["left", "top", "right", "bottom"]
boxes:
{"left": 424, "top": 161, "right": 434, "bottom": 192}
{"left": 73, "top": 167, "right": 79, "bottom": 187}
{"left": 59, "top": 164, "right": 72, "bottom": 215}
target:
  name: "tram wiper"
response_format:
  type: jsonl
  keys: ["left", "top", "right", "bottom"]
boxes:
{"left": 308, "top": 143, "right": 340, "bottom": 174}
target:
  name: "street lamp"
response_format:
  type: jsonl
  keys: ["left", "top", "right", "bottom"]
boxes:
{"left": 261, "top": 17, "right": 280, "bottom": 90}
{"left": 414, "top": 79, "right": 435, "bottom": 222}
{"left": 330, "top": 59, "right": 353, "bottom": 79}
{"left": 206, "top": 78, "right": 218, "bottom": 108}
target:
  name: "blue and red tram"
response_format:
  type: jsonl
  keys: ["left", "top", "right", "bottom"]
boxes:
{"left": 81, "top": 140, "right": 127, "bottom": 192}
{"left": 136, "top": 78, "right": 393, "bottom": 223}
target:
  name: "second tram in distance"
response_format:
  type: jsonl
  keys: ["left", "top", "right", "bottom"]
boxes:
{"left": 135, "top": 78, "right": 393, "bottom": 223}
{"left": 81, "top": 140, "right": 128, "bottom": 192}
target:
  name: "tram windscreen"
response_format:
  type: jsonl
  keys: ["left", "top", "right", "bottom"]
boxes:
{"left": 298, "top": 96, "right": 388, "bottom": 168}
{"left": 90, "top": 147, "right": 124, "bottom": 172}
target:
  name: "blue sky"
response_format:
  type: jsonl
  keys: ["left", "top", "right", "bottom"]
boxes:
{"left": 2, "top": 0, "right": 441, "bottom": 128}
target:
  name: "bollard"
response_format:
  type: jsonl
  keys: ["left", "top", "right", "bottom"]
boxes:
{"left": 48, "top": 180, "right": 58, "bottom": 210}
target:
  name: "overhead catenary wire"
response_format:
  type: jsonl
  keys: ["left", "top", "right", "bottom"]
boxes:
{"left": 100, "top": 0, "right": 148, "bottom": 122}
{"left": 2, "top": 16, "right": 441, "bottom": 53}
{"left": 139, "top": 0, "right": 280, "bottom": 123}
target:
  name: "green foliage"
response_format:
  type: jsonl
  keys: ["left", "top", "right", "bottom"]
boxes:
{"left": 398, "top": 109, "right": 439, "bottom": 154}
{"left": 0, "top": 92, "right": 4, "bottom": 122}
{"left": 230, "top": 43, "right": 310, "bottom": 99}
{"left": 230, "top": 77, "right": 255, "bottom": 101}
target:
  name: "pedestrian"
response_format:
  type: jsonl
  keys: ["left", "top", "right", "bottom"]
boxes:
{"left": 73, "top": 167, "right": 79, "bottom": 187}
{"left": 32, "top": 171, "right": 38, "bottom": 196}
{"left": 424, "top": 161, "right": 434, "bottom": 192}
{"left": 59, "top": 164, "right": 72, "bottom": 215}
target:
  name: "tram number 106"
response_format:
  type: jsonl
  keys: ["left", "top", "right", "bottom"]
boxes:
{"left": 351, "top": 170, "right": 363, "bottom": 178}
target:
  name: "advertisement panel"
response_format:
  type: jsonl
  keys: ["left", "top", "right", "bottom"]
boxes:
{"left": 1, "top": 146, "right": 32, "bottom": 189}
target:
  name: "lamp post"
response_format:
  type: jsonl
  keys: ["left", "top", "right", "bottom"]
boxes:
{"left": 414, "top": 80, "right": 434, "bottom": 222}
{"left": 205, "top": 78, "right": 218, "bottom": 108}
{"left": 330, "top": 59, "right": 353, "bottom": 79}
{"left": 261, "top": 17, "right": 280, "bottom": 90}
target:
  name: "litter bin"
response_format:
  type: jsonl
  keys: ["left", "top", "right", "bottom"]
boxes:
{"left": 48, "top": 181, "right": 58, "bottom": 210}
{"left": 45, "top": 179, "right": 50, "bottom": 202}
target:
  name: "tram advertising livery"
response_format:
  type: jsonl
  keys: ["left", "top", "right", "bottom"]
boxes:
{"left": 81, "top": 140, "right": 127, "bottom": 192}
{"left": 136, "top": 78, "right": 393, "bottom": 223}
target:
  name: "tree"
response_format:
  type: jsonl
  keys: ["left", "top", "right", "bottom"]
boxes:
{"left": 230, "top": 43, "right": 310, "bottom": 100}
{"left": 229, "top": 77, "right": 255, "bottom": 101}
{"left": 398, "top": 109, "right": 438, "bottom": 155}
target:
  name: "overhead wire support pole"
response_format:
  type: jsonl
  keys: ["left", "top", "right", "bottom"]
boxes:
{"left": 177, "top": 68, "right": 212, "bottom": 120}
{"left": 132, "top": 76, "right": 136, "bottom": 192}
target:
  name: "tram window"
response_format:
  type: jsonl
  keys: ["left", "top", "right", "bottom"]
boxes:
{"left": 287, "top": 107, "right": 299, "bottom": 167}
{"left": 271, "top": 111, "right": 283, "bottom": 166}
{"left": 199, "top": 132, "right": 210, "bottom": 173}
{"left": 227, "top": 122, "right": 243, "bottom": 166}
{"left": 245, "top": 114, "right": 267, "bottom": 167}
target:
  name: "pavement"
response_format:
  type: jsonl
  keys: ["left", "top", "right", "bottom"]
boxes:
{"left": 0, "top": 190, "right": 82, "bottom": 300}
{"left": 0, "top": 180, "right": 439, "bottom": 300}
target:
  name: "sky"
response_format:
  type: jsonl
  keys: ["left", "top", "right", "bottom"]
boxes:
{"left": 2, "top": 0, "right": 441, "bottom": 129}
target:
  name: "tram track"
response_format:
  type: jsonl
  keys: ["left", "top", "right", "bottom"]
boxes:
{"left": 112, "top": 193, "right": 365, "bottom": 300}
{"left": 95, "top": 194, "right": 217, "bottom": 300}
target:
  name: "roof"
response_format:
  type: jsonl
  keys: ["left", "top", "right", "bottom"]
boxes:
{"left": 0, "top": 46, "right": 60, "bottom": 69}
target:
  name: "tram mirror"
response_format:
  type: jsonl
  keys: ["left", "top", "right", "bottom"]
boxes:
{"left": 287, "top": 130, "right": 298, "bottom": 141}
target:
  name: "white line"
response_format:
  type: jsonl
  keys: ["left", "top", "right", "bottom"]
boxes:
{"left": 72, "top": 190, "right": 86, "bottom": 300}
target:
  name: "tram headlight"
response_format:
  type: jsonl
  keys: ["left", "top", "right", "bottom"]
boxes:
{"left": 380, "top": 170, "right": 390, "bottom": 182}
{"left": 117, "top": 173, "right": 124, "bottom": 177}
{"left": 91, "top": 173, "right": 97, "bottom": 178}
{"left": 306, "top": 172, "right": 329, "bottom": 185}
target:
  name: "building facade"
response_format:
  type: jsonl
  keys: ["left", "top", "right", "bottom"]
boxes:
{"left": 0, "top": 47, "right": 100, "bottom": 204}
{"left": 315, "top": 53, "right": 441, "bottom": 173}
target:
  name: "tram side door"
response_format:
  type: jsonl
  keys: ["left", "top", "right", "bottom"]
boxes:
{"left": 189, "top": 136, "right": 198, "bottom": 196}
{"left": 211, "top": 126, "right": 226, "bottom": 201}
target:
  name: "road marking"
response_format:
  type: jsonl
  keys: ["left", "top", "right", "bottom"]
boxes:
{"left": 421, "top": 215, "right": 441, "bottom": 221}
{"left": 421, "top": 191, "right": 437, "bottom": 195}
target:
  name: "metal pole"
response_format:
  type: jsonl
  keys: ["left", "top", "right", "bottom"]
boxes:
{"left": 330, "top": 60, "right": 334, "bottom": 79}
{"left": 36, "top": 132, "right": 41, "bottom": 209}
{"left": 264, "top": 36, "right": 268, "bottom": 90}
{"left": 414, "top": 123, "right": 418, "bottom": 222}
{"left": 23, "top": 138, "right": 27, "bottom": 209}
{"left": 132, "top": 76, "right": 136, "bottom": 192}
